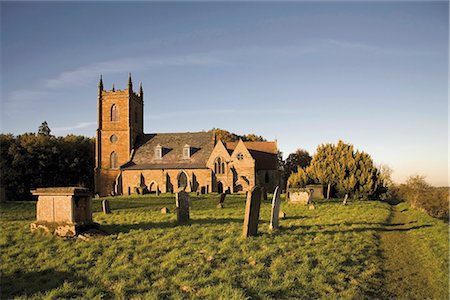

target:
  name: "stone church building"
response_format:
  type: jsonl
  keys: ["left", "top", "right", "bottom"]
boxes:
{"left": 95, "top": 75, "right": 280, "bottom": 197}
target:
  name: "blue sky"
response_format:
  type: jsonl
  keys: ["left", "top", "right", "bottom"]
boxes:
{"left": 1, "top": 1, "right": 448, "bottom": 186}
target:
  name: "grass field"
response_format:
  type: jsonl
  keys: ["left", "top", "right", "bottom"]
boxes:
{"left": 1, "top": 194, "right": 448, "bottom": 299}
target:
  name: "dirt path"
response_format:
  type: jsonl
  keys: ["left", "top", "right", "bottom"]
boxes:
{"left": 379, "top": 205, "right": 434, "bottom": 300}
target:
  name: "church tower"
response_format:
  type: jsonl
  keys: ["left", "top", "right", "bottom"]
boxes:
{"left": 95, "top": 74, "right": 144, "bottom": 196}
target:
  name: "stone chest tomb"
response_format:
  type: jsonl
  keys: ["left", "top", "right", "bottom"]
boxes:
{"left": 30, "top": 187, "right": 97, "bottom": 236}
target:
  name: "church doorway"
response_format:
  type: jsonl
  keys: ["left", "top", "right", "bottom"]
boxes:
{"left": 217, "top": 181, "right": 224, "bottom": 194}
{"left": 177, "top": 172, "right": 188, "bottom": 191}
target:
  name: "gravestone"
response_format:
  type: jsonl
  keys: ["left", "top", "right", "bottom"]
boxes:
{"left": 176, "top": 191, "right": 190, "bottom": 223}
{"left": 279, "top": 211, "right": 286, "bottom": 219}
{"left": 161, "top": 207, "right": 169, "bottom": 214}
{"left": 343, "top": 194, "right": 348, "bottom": 205}
{"left": 102, "top": 199, "right": 111, "bottom": 214}
{"left": 307, "top": 190, "right": 314, "bottom": 204}
{"left": 261, "top": 187, "right": 268, "bottom": 202}
{"left": 156, "top": 188, "right": 160, "bottom": 196}
{"left": 219, "top": 193, "right": 226, "bottom": 204}
{"left": 216, "top": 203, "right": 224, "bottom": 209}
{"left": 269, "top": 186, "right": 281, "bottom": 230}
{"left": 309, "top": 203, "right": 316, "bottom": 210}
{"left": 242, "top": 186, "right": 262, "bottom": 238}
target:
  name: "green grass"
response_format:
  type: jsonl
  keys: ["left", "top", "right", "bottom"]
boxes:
{"left": 1, "top": 194, "right": 448, "bottom": 299}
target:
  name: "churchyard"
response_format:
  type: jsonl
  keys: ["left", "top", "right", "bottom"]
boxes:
{"left": 1, "top": 193, "right": 448, "bottom": 299}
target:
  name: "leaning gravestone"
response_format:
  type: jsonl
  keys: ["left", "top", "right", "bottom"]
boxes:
{"left": 161, "top": 207, "right": 169, "bottom": 214}
{"left": 242, "top": 186, "right": 262, "bottom": 238}
{"left": 217, "top": 193, "right": 226, "bottom": 209}
{"left": 102, "top": 199, "right": 111, "bottom": 214}
{"left": 176, "top": 191, "right": 190, "bottom": 223}
{"left": 269, "top": 186, "right": 281, "bottom": 230}
{"left": 343, "top": 194, "right": 348, "bottom": 205}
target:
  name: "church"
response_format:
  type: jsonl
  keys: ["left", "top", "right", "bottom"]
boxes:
{"left": 94, "top": 75, "right": 280, "bottom": 197}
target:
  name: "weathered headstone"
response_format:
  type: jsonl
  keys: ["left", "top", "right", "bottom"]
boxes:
{"left": 218, "top": 193, "right": 226, "bottom": 204}
{"left": 261, "top": 187, "right": 268, "bottom": 202}
{"left": 242, "top": 186, "right": 262, "bottom": 238}
{"left": 216, "top": 203, "right": 224, "bottom": 209}
{"left": 307, "top": 190, "right": 314, "bottom": 204}
{"left": 269, "top": 186, "right": 281, "bottom": 230}
{"left": 343, "top": 194, "right": 348, "bottom": 205}
{"left": 102, "top": 199, "right": 111, "bottom": 214}
{"left": 279, "top": 211, "right": 286, "bottom": 219}
{"left": 309, "top": 203, "right": 316, "bottom": 210}
{"left": 176, "top": 191, "right": 190, "bottom": 223}
{"left": 161, "top": 207, "right": 169, "bottom": 214}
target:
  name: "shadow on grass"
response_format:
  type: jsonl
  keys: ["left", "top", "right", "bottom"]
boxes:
{"left": 283, "top": 223, "right": 432, "bottom": 235}
{"left": 1, "top": 269, "right": 113, "bottom": 299}
{"left": 102, "top": 217, "right": 244, "bottom": 234}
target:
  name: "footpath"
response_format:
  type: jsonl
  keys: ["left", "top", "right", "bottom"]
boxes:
{"left": 379, "top": 205, "right": 436, "bottom": 300}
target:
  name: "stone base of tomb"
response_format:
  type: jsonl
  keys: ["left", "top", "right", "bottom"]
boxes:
{"left": 31, "top": 221, "right": 100, "bottom": 237}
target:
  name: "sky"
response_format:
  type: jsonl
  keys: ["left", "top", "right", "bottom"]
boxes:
{"left": 1, "top": 1, "right": 448, "bottom": 186}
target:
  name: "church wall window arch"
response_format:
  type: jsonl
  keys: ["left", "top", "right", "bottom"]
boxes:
{"left": 110, "top": 151, "right": 118, "bottom": 169}
{"left": 214, "top": 157, "right": 225, "bottom": 174}
{"left": 111, "top": 104, "right": 119, "bottom": 122}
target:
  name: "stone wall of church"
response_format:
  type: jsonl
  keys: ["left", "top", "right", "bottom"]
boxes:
{"left": 121, "top": 168, "right": 213, "bottom": 195}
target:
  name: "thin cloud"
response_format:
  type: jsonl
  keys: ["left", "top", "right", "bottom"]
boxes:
{"left": 320, "top": 38, "right": 436, "bottom": 57}
{"left": 52, "top": 121, "right": 96, "bottom": 134}
{"left": 146, "top": 108, "right": 297, "bottom": 120}
{"left": 44, "top": 54, "right": 227, "bottom": 89}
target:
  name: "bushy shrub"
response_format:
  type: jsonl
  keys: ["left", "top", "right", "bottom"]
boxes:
{"left": 392, "top": 176, "right": 449, "bottom": 220}
{"left": 287, "top": 168, "right": 310, "bottom": 188}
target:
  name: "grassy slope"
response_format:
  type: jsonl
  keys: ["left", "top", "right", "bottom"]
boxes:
{"left": 0, "top": 194, "right": 447, "bottom": 299}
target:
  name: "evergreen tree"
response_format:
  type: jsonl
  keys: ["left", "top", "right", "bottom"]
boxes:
{"left": 37, "top": 121, "right": 51, "bottom": 136}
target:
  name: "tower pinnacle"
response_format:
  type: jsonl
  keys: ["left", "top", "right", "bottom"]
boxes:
{"left": 128, "top": 73, "right": 133, "bottom": 91}
{"left": 98, "top": 75, "right": 103, "bottom": 94}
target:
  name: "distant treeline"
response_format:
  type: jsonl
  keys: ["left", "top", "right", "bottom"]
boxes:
{"left": 0, "top": 133, "right": 94, "bottom": 201}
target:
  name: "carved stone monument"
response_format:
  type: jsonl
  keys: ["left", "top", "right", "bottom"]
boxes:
{"left": 242, "top": 186, "right": 262, "bottom": 238}
{"left": 176, "top": 191, "right": 190, "bottom": 223}
{"left": 269, "top": 186, "right": 281, "bottom": 230}
{"left": 30, "top": 187, "right": 98, "bottom": 237}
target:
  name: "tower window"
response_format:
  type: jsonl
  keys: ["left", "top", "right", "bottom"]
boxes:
{"left": 110, "top": 152, "right": 118, "bottom": 169}
{"left": 111, "top": 104, "right": 118, "bottom": 122}
{"left": 183, "top": 144, "right": 190, "bottom": 159}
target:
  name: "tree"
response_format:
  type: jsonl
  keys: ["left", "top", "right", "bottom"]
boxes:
{"left": 283, "top": 149, "right": 312, "bottom": 186}
{"left": 307, "top": 141, "right": 382, "bottom": 199}
{"left": 38, "top": 121, "right": 51, "bottom": 136}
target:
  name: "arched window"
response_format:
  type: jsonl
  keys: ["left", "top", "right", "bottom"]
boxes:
{"left": 111, "top": 104, "right": 118, "bottom": 122}
{"left": 110, "top": 152, "right": 118, "bottom": 169}
{"left": 215, "top": 157, "right": 225, "bottom": 174}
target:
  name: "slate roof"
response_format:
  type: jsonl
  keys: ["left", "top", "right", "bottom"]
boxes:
{"left": 226, "top": 141, "right": 278, "bottom": 170}
{"left": 121, "top": 131, "right": 215, "bottom": 170}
